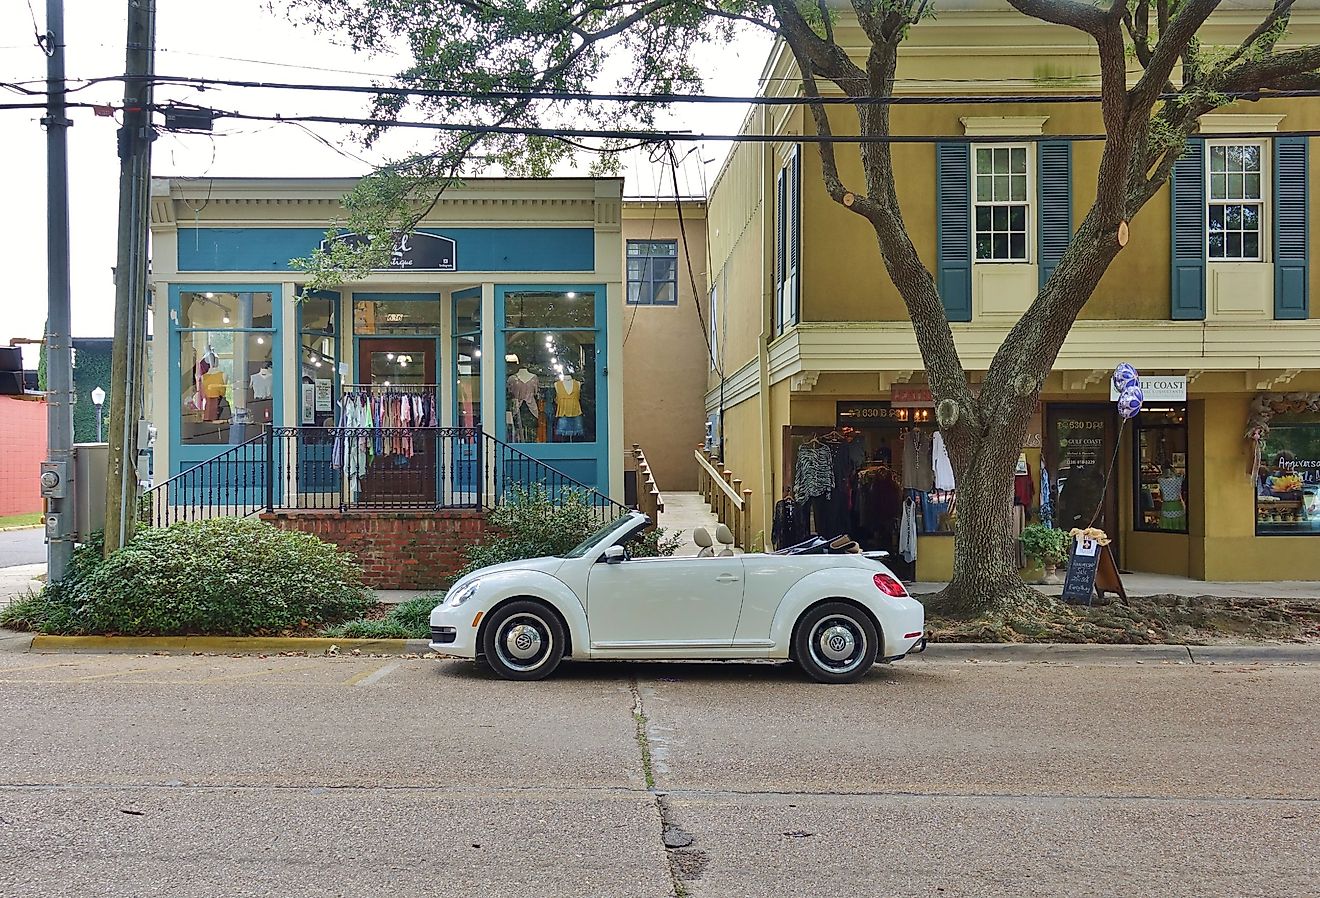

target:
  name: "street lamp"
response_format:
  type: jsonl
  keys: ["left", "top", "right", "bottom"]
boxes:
{"left": 91, "top": 386, "right": 106, "bottom": 442}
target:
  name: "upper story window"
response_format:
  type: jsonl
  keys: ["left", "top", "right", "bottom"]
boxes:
{"left": 626, "top": 240, "right": 678, "bottom": 305}
{"left": 974, "top": 145, "right": 1030, "bottom": 262}
{"left": 1207, "top": 143, "right": 1265, "bottom": 261}
{"left": 774, "top": 146, "right": 801, "bottom": 336}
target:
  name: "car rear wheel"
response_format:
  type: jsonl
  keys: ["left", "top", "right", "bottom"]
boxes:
{"left": 480, "top": 600, "right": 565, "bottom": 681}
{"left": 793, "top": 602, "right": 879, "bottom": 684}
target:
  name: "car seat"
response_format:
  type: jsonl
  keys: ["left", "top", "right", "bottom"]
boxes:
{"left": 693, "top": 527, "right": 715, "bottom": 557}
{"left": 713, "top": 524, "right": 736, "bottom": 557}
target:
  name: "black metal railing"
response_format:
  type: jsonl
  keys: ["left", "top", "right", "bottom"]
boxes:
{"left": 142, "top": 426, "right": 630, "bottom": 525}
{"left": 140, "top": 432, "right": 268, "bottom": 528}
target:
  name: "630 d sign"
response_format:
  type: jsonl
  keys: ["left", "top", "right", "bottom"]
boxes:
{"left": 321, "top": 231, "right": 457, "bottom": 272}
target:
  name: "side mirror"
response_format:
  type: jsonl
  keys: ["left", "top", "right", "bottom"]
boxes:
{"left": 602, "top": 545, "right": 626, "bottom": 565}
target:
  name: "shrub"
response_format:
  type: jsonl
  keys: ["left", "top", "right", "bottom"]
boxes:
{"left": 324, "top": 594, "right": 440, "bottom": 639}
{"left": 1019, "top": 524, "right": 1069, "bottom": 567}
{"left": 460, "top": 486, "right": 680, "bottom": 577}
{"left": 0, "top": 518, "right": 372, "bottom": 636}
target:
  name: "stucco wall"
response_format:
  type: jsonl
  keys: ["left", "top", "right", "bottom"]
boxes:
{"left": 621, "top": 208, "right": 709, "bottom": 491}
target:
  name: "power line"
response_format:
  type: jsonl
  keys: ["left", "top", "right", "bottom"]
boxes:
{"left": 39, "top": 72, "right": 1320, "bottom": 108}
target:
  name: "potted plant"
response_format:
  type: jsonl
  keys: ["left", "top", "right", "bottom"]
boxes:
{"left": 1020, "top": 524, "right": 1068, "bottom": 582}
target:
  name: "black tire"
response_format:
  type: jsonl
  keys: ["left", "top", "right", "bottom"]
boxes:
{"left": 792, "top": 601, "right": 879, "bottom": 684}
{"left": 480, "top": 600, "right": 566, "bottom": 681}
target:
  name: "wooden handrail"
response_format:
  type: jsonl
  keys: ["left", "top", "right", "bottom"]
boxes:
{"left": 694, "top": 449, "right": 743, "bottom": 511}
{"left": 693, "top": 445, "right": 754, "bottom": 551}
{"left": 632, "top": 443, "right": 665, "bottom": 529}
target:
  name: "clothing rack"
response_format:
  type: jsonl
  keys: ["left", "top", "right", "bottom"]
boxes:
{"left": 343, "top": 383, "right": 440, "bottom": 392}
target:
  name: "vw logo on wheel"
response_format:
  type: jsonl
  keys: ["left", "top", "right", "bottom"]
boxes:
{"left": 829, "top": 634, "right": 849, "bottom": 653}
{"left": 515, "top": 632, "right": 534, "bottom": 651}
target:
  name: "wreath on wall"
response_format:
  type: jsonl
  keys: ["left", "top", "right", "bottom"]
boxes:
{"left": 1245, "top": 392, "right": 1320, "bottom": 477}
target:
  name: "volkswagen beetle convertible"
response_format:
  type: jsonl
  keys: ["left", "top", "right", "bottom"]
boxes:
{"left": 429, "top": 511, "right": 926, "bottom": 683}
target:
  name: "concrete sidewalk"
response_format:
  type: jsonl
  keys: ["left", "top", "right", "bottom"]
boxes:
{"left": 909, "top": 573, "right": 1320, "bottom": 600}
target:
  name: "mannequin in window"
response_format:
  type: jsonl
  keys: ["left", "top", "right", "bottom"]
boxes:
{"left": 507, "top": 366, "right": 540, "bottom": 442}
{"left": 1158, "top": 464, "right": 1187, "bottom": 530}
{"left": 554, "top": 374, "right": 585, "bottom": 441}
{"left": 201, "top": 351, "right": 228, "bottom": 423}
{"left": 193, "top": 346, "right": 219, "bottom": 413}
{"left": 250, "top": 361, "right": 273, "bottom": 400}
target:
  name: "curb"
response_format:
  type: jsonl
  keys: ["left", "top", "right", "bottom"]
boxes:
{"left": 915, "top": 642, "right": 1320, "bottom": 664}
{"left": 24, "top": 634, "right": 433, "bottom": 656}
{"left": 0, "top": 524, "right": 43, "bottom": 533}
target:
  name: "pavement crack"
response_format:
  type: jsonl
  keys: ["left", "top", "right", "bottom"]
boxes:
{"left": 631, "top": 677, "right": 706, "bottom": 897}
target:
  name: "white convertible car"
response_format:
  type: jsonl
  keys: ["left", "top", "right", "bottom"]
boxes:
{"left": 428, "top": 511, "right": 926, "bottom": 684}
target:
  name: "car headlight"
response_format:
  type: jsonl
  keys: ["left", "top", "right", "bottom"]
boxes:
{"left": 446, "top": 580, "right": 480, "bottom": 608}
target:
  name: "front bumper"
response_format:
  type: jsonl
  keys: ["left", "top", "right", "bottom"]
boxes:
{"left": 428, "top": 603, "right": 479, "bottom": 659}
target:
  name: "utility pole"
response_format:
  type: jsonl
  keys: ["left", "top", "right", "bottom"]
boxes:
{"left": 105, "top": 0, "right": 156, "bottom": 553}
{"left": 40, "top": 0, "right": 75, "bottom": 582}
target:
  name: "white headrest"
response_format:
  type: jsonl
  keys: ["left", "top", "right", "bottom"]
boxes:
{"left": 693, "top": 527, "right": 713, "bottom": 548}
{"left": 715, "top": 524, "right": 734, "bottom": 545}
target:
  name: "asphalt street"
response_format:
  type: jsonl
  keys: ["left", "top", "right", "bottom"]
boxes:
{"left": 0, "top": 652, "right": 1316, "bottom": 897}
{"left": 0, "top": 527, "right": 44, "bottom": 568}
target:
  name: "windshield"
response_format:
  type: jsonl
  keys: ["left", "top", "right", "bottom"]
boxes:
{"left": 560, "top": 515, "right": 633, "bottom": 559}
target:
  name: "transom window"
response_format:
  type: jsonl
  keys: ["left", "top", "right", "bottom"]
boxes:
{"left": 626, "top": 240, "right": 678, "bottom": 305}
{"left": 1208, "top": 143, "right": 1264, "bottom": 261}
{"left": 974, "top": 146, "right": 1029, "bottom": 262}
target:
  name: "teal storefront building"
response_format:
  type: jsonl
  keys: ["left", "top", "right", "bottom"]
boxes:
{"left": 148, "top": 177, "right": 627, "bottom": 505}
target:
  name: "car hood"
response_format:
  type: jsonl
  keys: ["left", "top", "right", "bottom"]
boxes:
{"left": 451, "top": 556, "right": 566, "bottom": 589}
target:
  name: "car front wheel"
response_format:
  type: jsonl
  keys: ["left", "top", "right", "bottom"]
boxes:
{"left": 480, "top": 600, "right": 566, "bottom": 681}
{"left": 793, "top": 602, "right": 879, "bottom": 684}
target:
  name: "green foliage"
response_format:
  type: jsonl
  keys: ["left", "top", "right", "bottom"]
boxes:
{"left": 71, "top": 341, "right": 112, "bottom": 443}
{"left": 1019, "top": 524, "right": 1069, "bottom": 567}
{"left": 460, "top": 485, "right": 680, "bottom": 577}
{"left": 36, "top": 320, "right": 47, "bottom": 392}
{"left": 0, "top": 519, "right": 371, "bottom": 636}
{"left": 324, "top": 593, "right": 440, "bottom": 639}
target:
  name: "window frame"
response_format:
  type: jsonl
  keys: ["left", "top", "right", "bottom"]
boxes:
{"left": 972, "top": 143, "right": 1033, "bottom": 264}
{"left": 1205, "top": 139, "right": 1270, "bottom": 263}
{"left": 773, "top": 146, "right": 801, "bottom": 337}
{"left": 625, "top": 239, "right": 679, "bottom": 306}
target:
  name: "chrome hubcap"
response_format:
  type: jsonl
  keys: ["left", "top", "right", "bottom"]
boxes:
{"left": 493, "top": 613, "right": 553, "bottom": 672}
{"left": 817, "top": 625, "right": 856, "bottom": 662}
{"left": 504, "top": 624, "right": 543, "bottom": 661}
{"left": 808, "top": 615, "right": 866, "bottom": 674}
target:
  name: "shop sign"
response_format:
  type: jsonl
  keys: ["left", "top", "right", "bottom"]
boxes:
{"left": 1110, "top": 375, "right": 1186, "bottom": 402}
{"left": 314, "top": 379, "right": 333, "bottom": 412}
{"left": 321, "top": 231, "right": 457, "bottom": 272}
{"left": 837, "top": 401, "right": 929, "bottom": 423}
{"left": 1061, "top": 536, "right": 1100, "bottom": 603}
{"left": 891, "top": 386, "right": 932, "bottom": 408}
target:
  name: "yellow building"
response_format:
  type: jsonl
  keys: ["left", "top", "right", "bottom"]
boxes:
{"left": 706, "top": 6, "right": 1320, "bottom": 582}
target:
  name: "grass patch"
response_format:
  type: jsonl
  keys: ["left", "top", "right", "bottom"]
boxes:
{"left": 323, "top": 594, "right": 440, "bottom": 640}
{"left": 0, "top": 513, "right": 42, "bottom": 529}
{"left": 925, "top": 593, "right": 1320, "bottom": 645}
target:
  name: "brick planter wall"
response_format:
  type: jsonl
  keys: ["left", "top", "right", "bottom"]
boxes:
{"left": 261, "top": 510, "right": 492, "bottom": 590}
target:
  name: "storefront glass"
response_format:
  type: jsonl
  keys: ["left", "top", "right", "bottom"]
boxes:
{"left": 454, "top": 294, "right": 481, "bottom": 430}
{"left": 1133, "top": 405, "right": 1189, "bottom": 533}
{"left": 353, "top": 299, "right": 443, "bottom": 335}
{"left": 299, "top": 293, "right": 338, "bottom": 427}
{"left": 503, "top": 330, "right": 597, "bottom": 443}
{"left": 179, "top": 329, "right": 274, "bottom": 445}
{"left": 1256, "top": 416, "right": 1320, "bottom": 535}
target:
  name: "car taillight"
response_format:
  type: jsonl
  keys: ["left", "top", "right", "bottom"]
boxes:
{"left": 873, "top": 573, "right": 907, "bottom": 597}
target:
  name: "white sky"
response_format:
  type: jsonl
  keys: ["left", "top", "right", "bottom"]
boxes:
{"left": 1, "top": 0, "right": 771, "bottom": 365}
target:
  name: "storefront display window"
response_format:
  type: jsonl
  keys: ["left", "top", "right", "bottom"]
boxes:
{"left": 454, "top": 294, "right": 481, "bottom": 431}
{"left": 179, "top": 330, "right": 274, "bottom": 445}
{"left": 504, "top": 291, "right": 595, "bottom": 329}
{"left": 504, "top": 330, "right": 596, "bottom": 444}
{"left": 1133, "top": 405, "right": 1189, "bottom": 533}
{"left": 353, "top": 299, "right": 443, "bottom": 335}
{"left": 299, "top": 292, "right": 338, "bottom": 428}
{"left": 1256, "top": 416, "right": 1320, "bottom": 535}
{"left": 181, "top": 290, "right": 273, "bottom": 329}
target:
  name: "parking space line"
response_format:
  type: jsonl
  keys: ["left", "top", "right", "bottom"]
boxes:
{"left": 345, "top": 661, "right": 401, "bottom": 688}
{"left": 192, "top": 663, "right": 317, "bottom": 685}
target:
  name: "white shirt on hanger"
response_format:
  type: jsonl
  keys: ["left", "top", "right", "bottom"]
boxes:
{"left": 932, "top": 431, "right": 956, "bottom": 491}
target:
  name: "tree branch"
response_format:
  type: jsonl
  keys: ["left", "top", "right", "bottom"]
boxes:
{"left": 1004, "top": 0, "right": 1112, "bottom": 37}
{"left": 1222, "top": 0, "right": 1295, "bottom": 69}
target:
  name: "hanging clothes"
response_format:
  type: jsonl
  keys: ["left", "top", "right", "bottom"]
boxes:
{"left": 901, "top": 430, "right": 935, "bottom": 491}
{"left": 900, "top": 494, "right": 919, "bottom": 562}
{"left": 932, "top": 431, "right": 956, "bottom": 491}
{"left": 772, "top": 498, "right": 809, "bottom": 550}
{"left": 794, "top": 442, "right": 835, "bottom": 500}
{"left": 1040, "top": 467, "right": 1054, "bottom": 528}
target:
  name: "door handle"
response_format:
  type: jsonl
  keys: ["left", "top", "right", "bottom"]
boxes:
{"left": 715, "top": 573, "right": 740, "bottom": 583}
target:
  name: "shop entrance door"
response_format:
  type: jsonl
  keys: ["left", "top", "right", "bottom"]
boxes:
{"left": 1045, "top": 405, "right": 1120, "bottom": 564}
{"left": 356, "top": 338, "right": 439, "bottom": 505}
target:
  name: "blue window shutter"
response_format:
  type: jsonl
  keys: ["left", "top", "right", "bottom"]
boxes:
{"left": 936, "top": 143, "right": 972, "bottom": 322}
{"left": 789, "top": 146, "right": 801, "bottom": 325}
{"left": 1170, "top": 139, "right": 1206, "bottom": 320}
{"left": 1037, "top": 141, "right": 1072, "bottom": 289}
{"left": 1274, "top": 136, "right": 1309, "bottom": 320}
